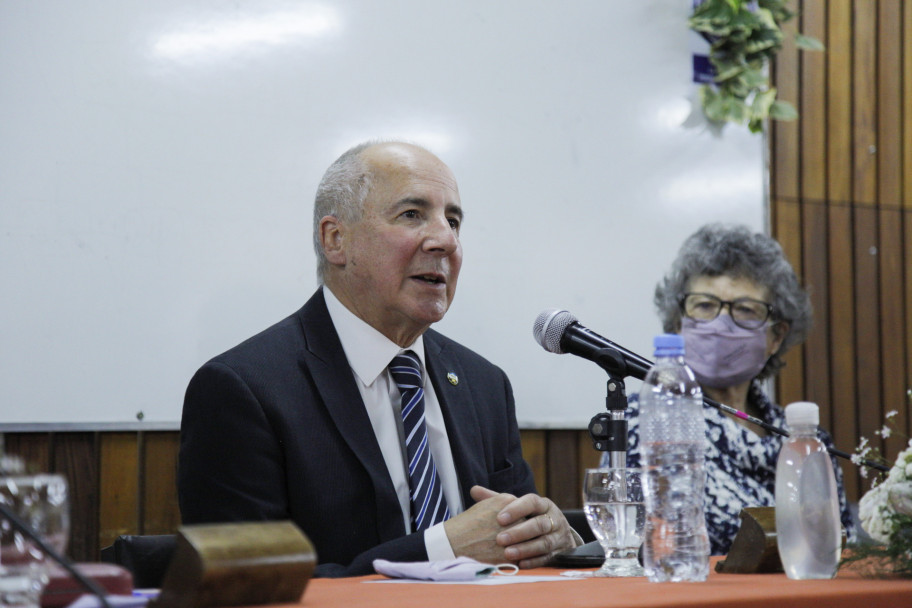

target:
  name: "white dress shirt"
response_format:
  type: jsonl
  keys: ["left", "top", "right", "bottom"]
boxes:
{"left": 323, "top": 286, "right": 463, "bottom": 560}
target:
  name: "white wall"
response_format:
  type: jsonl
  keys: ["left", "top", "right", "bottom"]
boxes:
{"left": 0, "top": 1, "right": 765, "bottom": 425}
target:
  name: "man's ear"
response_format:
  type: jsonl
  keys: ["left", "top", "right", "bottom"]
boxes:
{"left": 319, "top": 215, "right": 346, "bottom": 266}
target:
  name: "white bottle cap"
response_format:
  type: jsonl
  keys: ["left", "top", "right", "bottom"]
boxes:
{"left": 784, "top": 401, "right": 819, "bottom": 427}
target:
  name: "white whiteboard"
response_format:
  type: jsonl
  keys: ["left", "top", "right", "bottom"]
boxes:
{"left": 0, "top": 0, "right": 764, "bottom": 426}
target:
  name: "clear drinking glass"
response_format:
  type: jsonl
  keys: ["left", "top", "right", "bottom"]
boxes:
{"left": 0, "top": 474, "right": 70, "bottom": 608}
{"left": 583, "top": 467, "right": 645, "bottom": 577}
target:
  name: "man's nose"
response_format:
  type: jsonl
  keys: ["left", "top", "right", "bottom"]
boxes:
{"left": 424, "top": 215, "right": 459, "bottom": 254}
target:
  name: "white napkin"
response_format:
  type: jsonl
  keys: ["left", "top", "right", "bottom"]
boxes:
{"left": 372, "top": 557, "right": 518, "bottom": 581}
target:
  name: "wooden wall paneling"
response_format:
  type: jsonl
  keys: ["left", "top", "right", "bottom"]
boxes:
{"left": 852, "top": 1, "right": 879, "bottom": 205}
{"left": 906, "top": 2, "right": 912, "bottom": 208}
{"left": 829, "top": 205, "right": 860, "bottom": 501}
{"left": 907, "top": 0, "right": 912, "bottom": 198}
{"left": 546, "top": 430, "right": 580, "bottom": 510}
{"left": 52, "top": 433, "right": 99, "bottom": 562}
{"left": 771, "top": 3, "right": 805, "bottom": 406}
{"left": 905, "top": 4, "right": 912, "bottom": 448}
{"left": 851, "top": 2, "right": 883, "bottom": 466}
{"left": 877, "top": 1, "right": 903, "bottom": 206}
{"left": 906, "top": 208, "right": 912, "bottom": 449}
{"left": 825, "top": 0, "right": 860, "bottom": 502}
{"left": 801, "top": 200, "right": 831, "bottom": 415}
{"left": 854, "top": 208, "right": 883, "bottom": 454}
{"left": 822, "top": 1, "right": 853, "bottom": 235}
{"left": 876, "top": 0, "right": 908, "bottom": 464}
{"left": 879, "top": 207, "right": 908, "bottom": 461}
{"left": 800, "top": 0, "right": 828, "bottom": 200}
{"left": 520, "top": 430, "right": 547, "bottom": 497}
{"left": 2, "top": 429, "right": 600, "bottom": 553}
{"left": 770, "top": 1, "right": 802, "bottom": 210}
{"left": 98, "top": 433, "right": 139, "bottom": 553}
{"left": 3, "top": 433, "right": 51, "bottom": 473}
{"left": 141, "top": 431, "right": 181, "bottom": 534}
{"left": 799, "top": 0, "right": 831, "bottom": 424}
{"left": 774, "top": 196, "right": 806, "bottom": 407}
{"left": 827, "top": 0, "right": 854, "bottom": 205}
{"left": 906, "top": 214, "right": 912, "bottom": 451}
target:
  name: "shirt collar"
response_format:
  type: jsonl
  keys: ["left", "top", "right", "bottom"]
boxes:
{"left": 323, "top": 286, "right": 426, "bottom": 386}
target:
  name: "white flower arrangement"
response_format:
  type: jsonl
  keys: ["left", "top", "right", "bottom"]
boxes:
{"left": 849, "top": 404, "right": 912, "bottom": 577}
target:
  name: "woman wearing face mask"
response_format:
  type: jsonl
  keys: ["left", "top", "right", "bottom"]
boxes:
{"left": 602, "top": 223, "right": 854, "bottom": 555}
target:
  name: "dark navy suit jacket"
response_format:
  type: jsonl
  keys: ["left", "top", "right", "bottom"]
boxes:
{"left": 178, "top": 288, "right": 536, "bottom": 577}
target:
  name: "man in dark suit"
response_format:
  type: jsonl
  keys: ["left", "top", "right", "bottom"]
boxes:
{"left": 178, "top": 141, "right": 577, "bottom": 577}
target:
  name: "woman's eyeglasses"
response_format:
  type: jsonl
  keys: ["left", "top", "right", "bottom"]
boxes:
{"left": 680, "top": 293, "right": 773, "bottom": 330}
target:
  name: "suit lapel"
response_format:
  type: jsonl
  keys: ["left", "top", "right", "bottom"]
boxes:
{"left": 424, "top": 330, "right": 486, "bottom": 504}
{"left": 296, "top": 290, "right": 406, "bottom": 540}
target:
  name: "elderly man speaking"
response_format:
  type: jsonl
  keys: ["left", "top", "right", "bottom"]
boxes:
{"left": 178, "top": 141, "right": 578, "bottom": 577}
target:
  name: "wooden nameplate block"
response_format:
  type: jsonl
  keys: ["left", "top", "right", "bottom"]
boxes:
{"left": 715, "top": 507, "right": 783, "bottom": 574}
{"left": 153, "top": 521, "right": 316, "bottom": 608}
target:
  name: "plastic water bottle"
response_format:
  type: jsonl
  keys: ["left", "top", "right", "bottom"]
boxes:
{"left": 638, "top": 334, "right": 710, "bottom": 582}
{"left": 775, "top": 401, "right": 841, "bottom": 579}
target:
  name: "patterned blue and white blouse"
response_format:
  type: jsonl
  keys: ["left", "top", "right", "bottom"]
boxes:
{"left": 600, "top": 382, "right": 855, "bottom": 555}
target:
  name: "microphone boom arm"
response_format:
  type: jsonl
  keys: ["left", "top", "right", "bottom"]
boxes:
{"left": 0, "top": 500, "right": 112, "bottom": 608}
{"left": 612, "top": 355, "right": 890, "bottom": 474}
{"left": 533, "top": 309, "right": 889, "bottom": 472}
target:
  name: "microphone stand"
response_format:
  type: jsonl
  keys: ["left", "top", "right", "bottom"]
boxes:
{"left": 586, "top": 348, "right": 629, "bottom": 467}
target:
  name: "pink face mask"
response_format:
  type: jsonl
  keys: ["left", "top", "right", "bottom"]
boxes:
{"left": 680, "top": 314, "right": 769, "bottom": 389}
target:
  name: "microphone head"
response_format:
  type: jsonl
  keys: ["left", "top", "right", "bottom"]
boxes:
{"left": 532, "top": 309, "right": 577, "bottom": 354}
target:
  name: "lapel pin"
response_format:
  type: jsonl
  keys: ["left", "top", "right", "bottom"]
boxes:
{"left": 447, "top": 372, "right": 459, "bottom": 386}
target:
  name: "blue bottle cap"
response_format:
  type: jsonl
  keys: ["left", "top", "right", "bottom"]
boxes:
{"left": 653, "top": 333, "right": 684, "bottom": 356}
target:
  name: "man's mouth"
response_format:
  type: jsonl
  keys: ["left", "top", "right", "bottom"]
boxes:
{"left": 413, "top": 274, "right": 444, "bottom": 285}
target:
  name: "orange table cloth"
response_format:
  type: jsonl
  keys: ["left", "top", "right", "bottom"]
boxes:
{"left": 299, "top": 557, "right": 912, "bottom": 608}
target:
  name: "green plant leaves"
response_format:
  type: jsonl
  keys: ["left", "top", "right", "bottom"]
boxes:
{"left": 689, "top": 0, "right": 823, "bottom": 132}
{"left": 768, "top": 99, "right": 798, "bottom": 121}
{"left": 795, "top": 33, "right": 826, "bottom": 51}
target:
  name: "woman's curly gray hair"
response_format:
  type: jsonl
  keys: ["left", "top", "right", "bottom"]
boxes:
{"left": 655, "top": 223, "right": 812, "bottom": 380}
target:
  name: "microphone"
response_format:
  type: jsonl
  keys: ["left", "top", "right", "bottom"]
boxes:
{"left": 533, "top": 309, "right": 652, "bottom": 379}
{"left": 531, "top": 308, "right": 890, "bottom": 473}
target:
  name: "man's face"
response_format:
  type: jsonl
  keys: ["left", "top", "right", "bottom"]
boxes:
{"left": 330, "top": 144, "right": 463, "bottom": 346}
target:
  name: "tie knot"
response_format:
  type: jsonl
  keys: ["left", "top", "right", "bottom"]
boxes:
{"left": 389, "top": 351, "right": 422, "bottom": 389}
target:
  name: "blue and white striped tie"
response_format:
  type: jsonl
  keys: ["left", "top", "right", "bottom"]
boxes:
{"left": 389, "top": 351, "right": 450, "bottom": 531}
